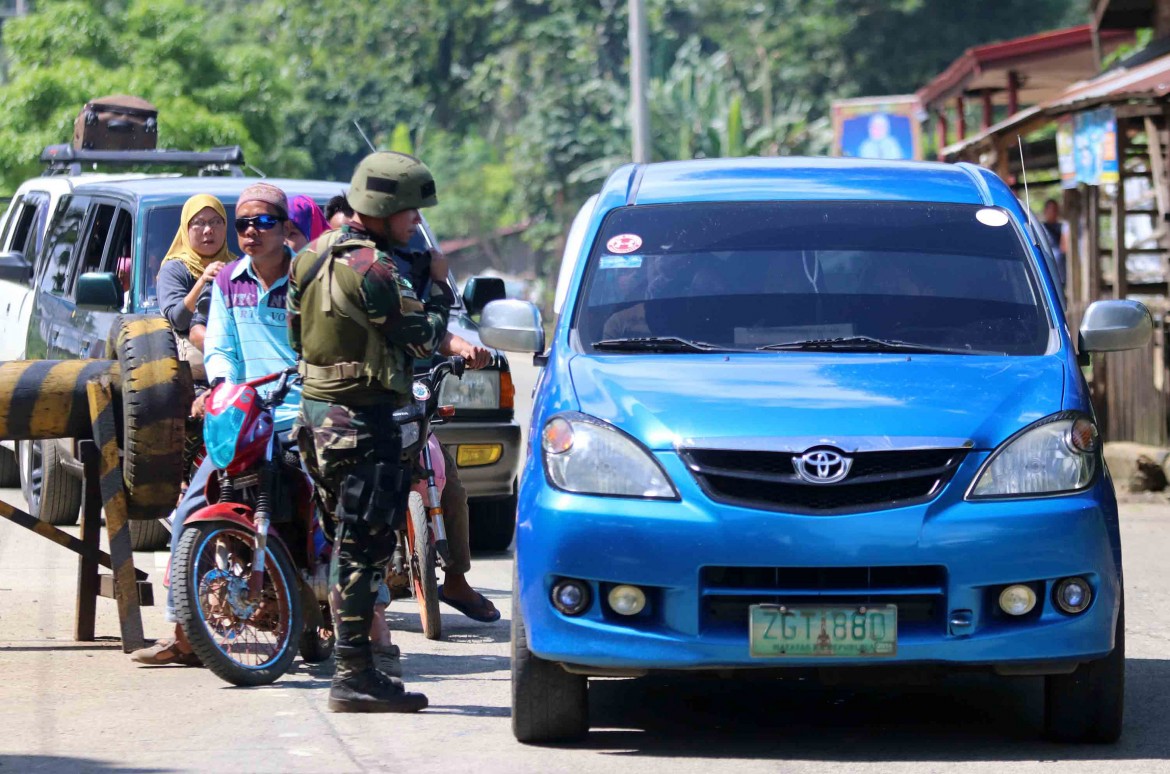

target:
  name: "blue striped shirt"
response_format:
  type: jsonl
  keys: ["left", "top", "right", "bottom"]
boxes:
{"left": 204, "top": 254, "right": 300, "bottom": 430}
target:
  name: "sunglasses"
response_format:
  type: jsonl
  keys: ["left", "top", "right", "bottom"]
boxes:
{"left": 234, "top": 214, "right": 286, "bottom": 233}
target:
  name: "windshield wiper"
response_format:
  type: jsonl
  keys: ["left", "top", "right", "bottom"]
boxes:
{"left": 593, "top": 336, "right": 731, "bottom": 353}
{"left": 757, "top": 336, "right": 986, "bottom": 355}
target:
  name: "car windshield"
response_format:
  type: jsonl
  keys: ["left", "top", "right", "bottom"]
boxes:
{"left": 137, "top": 203, "right": 438, "bottom": 310}
{"left": 574, "top": 201, "right": 1051, "bottom": 356}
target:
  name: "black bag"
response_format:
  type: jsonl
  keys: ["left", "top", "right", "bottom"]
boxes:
{"left": 72, "top": 95, "right": 158, "bottom": 151}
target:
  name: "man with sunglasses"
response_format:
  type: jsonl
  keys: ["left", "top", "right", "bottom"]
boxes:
{"left": 289, "top": 152, "right": 448, "bottom": 713}
{"left": 130, "top": 182, "right": 299, "bottom": 668}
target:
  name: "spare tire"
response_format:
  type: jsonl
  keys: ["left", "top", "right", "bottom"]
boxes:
{"left": 105, "top": 315, "right": 192, "bottom": 521}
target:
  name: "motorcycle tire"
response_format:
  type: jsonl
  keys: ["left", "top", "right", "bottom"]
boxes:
{"left": 173, "top": 520, "right": 303, "bottom": 686}
{"left": 409, "top": 492, "right": 441, "bottom": 641}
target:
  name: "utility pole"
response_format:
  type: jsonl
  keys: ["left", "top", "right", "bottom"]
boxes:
{"left": 628, "top": 0, "right": 651, "bottom": 163}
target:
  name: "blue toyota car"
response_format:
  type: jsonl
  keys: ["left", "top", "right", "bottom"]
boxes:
{"left": 478, "top": 157, "right": 1152, "bottom": 744}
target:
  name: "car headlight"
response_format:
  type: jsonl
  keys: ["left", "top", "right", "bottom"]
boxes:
{"left": 542, "top": 413, "right": 677, "bottom": 499}
{"left": 968, "top": 413, "right": 1098, "bottom": 499}
{"left": 438, "top": 369, "right": 500, "bottom": 410}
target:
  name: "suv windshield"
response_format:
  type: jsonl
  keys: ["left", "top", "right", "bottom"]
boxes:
{"left": 575, "top": 201, "right": 1051, "bottom": 356}
{"left": 137, "top": 203, "right": 440, "bottom": 310}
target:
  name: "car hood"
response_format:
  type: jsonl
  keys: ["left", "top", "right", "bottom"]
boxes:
{"left": 568, "top": 353, "right": 1066, "bottom": 452}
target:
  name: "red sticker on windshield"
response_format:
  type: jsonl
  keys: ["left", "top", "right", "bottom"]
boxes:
{"left": 606, "top": 234, "right": 643, "bottom": 254}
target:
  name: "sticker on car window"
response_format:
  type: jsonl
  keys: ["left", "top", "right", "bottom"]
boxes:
{"left": 600, "top": 254, "right": 643, "bottom": 269}
{"left": 975, "top": 208, "right": 1009, "bottom": 227}
{"left": 606, "top": 234, "right": 643, "bottom": 254}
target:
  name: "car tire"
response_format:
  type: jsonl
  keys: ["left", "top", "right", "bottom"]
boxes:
{"left": 129, "top": 519, "right": 171, "bottom": 552}
{"left": 512, "top": 563, "right": 589, "bottom": 744}
{"left": 107, "top": 315, "right": 191, "bottom": 522}
{"left": 19, "top": 439, "right": 81, "bottom": 526}
{"left": 1043, "top": 600, "right": 1125, "bottom": 743}
{"left": 471, "top": 489, "right": 517, "bottom": 553}
{"left": 0, "top": 445, "right": 18, "bottom": 487}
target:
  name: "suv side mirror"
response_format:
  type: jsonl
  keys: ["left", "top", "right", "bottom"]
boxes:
{"left": 479, "top": 299, "right": 545, "bottom": 353}
{"left": 0, "top": 251, "right": 31, "bottom": 284}
{"left": 463, "top": 276, "right": 507, "bottom": 316}
{"left": 75, "top": 271, "right": 123, "bottom": 312}
{"left": 1080, "top": 299, "right": 1152, "bottom": 352}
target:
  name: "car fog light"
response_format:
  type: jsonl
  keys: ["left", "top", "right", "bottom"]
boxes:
{"left": 551, "top": 579, "right": 591, "bottom": 616}
{"left": 999, "top": 584, "right": 1037, "bottom": 616}
{"left": 1054, "top": 577, "right": 1092, "bottom": 614}
{"left": 607, "top": 585, "right": 647, "bottom": 616}
{"left": 456, "top": 443, "right": 503, "bottom": 467}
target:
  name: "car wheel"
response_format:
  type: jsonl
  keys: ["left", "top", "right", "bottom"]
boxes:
{"left": 129, "top": 519, "right": 171, "bottom": 552}
{"left": 512, "top": 563, "right": 588, "bottom": 744}
{"left": 19, "top": 439, "right": 81, "bottom": 526}
{"left": 470, "top": 489, "right": 516, "bottom": 552}
{"left": 1043, "top": 600, "right": 1125, "bottom": 743}
{"left": 0, "top": 445, "right": 18, "bottom": 487}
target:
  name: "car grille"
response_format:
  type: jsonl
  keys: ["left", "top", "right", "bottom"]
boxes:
{"left": 680, "top": 447, "right": 967, "bottom": 515}
{"left": 701, "top": 565, "right": 947, "bottom": 634}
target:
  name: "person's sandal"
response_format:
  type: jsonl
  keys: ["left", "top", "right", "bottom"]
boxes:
{"left": 130, "top": 638, "right": 202, "bottom": 667}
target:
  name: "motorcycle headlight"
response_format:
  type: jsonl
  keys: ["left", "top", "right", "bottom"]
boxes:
{"left": 968, "top": 413, "right": 1098, "bottom": 499}
{"left": 400, "top": 420, "right": 421, "bottom": 450}
{"left": 541, "top": 413, "right": 677, "bottom": 499}
{"left": 438, "top": 369, "right": 500, "bottom": 410}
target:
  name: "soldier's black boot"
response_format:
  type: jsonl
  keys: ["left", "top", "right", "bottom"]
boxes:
{"left": 329, "top": 646, "right": 428, "bottom": 713}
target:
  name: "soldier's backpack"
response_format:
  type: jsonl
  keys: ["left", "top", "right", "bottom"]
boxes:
{"left": 72, "top": 95, "right": 158, "bottom": 151}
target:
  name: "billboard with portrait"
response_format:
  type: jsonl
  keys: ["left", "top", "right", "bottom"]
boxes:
{"left": 832, "top": 96, "right": 922, "bottom": 161}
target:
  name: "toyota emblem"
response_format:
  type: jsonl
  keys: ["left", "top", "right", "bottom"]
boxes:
{"left": 793, "top": 449, "right": 852, "bottom": 484}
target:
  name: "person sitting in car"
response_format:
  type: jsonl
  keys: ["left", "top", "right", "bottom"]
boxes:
{"left": 155, "top": 194, "right": 233, "bottom": 382}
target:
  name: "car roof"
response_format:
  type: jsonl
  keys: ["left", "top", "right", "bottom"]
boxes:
{"left": 66, "top": 176, "right": 347, "bottom": 205}
{"left": 605, "top": 157, "right": 1002, "bottom": 208}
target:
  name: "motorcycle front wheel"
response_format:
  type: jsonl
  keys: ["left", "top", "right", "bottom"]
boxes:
{"left": 173, "top": 521, "right": 303, "bottom": 686}
{"left": 407, "top": 492, "right": 441, "bottom": 640}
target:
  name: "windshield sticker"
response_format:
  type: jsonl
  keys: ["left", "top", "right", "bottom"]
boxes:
{"left": 606, "top": 233, "right": 643, "bottom": 254}
{"left": 600, "top": 254, "right": 643, "bottom": 269}
{"left": 975, "top": 208, "right": 1009, "bottom": 227}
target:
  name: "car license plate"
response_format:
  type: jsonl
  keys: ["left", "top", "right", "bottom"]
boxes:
{"left": 749, "top": 604, "right": 897, "bottom": 658}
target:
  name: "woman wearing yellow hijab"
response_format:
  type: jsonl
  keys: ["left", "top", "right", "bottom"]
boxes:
{"left": 157, "top": 195, "right": 233, "bottom": 367}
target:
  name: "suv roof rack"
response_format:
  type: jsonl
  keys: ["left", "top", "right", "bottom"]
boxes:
{"left": 40, "top": 144, "right": 246, "bottom": 177}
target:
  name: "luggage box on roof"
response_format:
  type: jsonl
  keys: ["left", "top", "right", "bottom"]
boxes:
{"left": 73, "top": 95, "right": 158, "bottom": 151}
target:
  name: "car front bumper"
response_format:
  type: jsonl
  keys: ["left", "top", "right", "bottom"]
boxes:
{"left": 434, "top": 420, "right": 522, "bottom": 500}
{"left": 516, "top": 452, "right": 1122, "bottom": 672}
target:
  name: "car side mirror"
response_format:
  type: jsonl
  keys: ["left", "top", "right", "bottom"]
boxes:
{"left": 479, "top": 299, "right": 545, "bottom": 353}
{"left": 0, "top": 251, "right": 31, "bottom": 284}
{"left": 463, "top": 276, "right": 507, "bottom": 315}
{"left": 75, "top": 271, "right": 123, "bottom": 312}
{"left": 1079, "top": 299, "right": 1152, "bottom": 352}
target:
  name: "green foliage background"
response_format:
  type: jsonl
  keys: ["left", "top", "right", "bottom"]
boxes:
{"left": 0, "top": 0, "right": 1085, "bottom": 273}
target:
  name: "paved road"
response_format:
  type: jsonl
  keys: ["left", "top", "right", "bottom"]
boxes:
{"left": 2, "top": 361, "right": 1170, "bottom": 772}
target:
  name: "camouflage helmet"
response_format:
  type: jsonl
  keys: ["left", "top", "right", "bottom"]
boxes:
{"left": 346, "top": 151, "right": 438, "bottom": 218}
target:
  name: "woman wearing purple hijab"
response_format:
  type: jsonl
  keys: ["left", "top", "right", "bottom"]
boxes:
{"left": 285, "top": 194, "right": 331, "bottom": 252}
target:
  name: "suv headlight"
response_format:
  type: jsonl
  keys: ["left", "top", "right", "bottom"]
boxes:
{"left": 968, "top": 413, "right": 1098, "bottom": 499}
{"left": 542, "top": 413, "right": 677, "bottom": 499}
{"left": 438, "top": 369, "right": 499, "bottom": 409}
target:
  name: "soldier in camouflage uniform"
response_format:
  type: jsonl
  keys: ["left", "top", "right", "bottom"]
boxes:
{"left": 288, "top": 152, "right": 449, "bottom": 713}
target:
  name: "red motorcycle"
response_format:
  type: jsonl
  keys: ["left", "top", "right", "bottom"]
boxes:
{"left": 171, "top": 367, "right": 330, "bottom": 686}
{"left": 171, "top": 357, "right": 466, "bottom": 686}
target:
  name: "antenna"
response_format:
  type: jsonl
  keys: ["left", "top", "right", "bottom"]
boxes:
{"left": 353, "top": 120, "right": 378, "bottom": 153}
{"left": 1017, "top": 135, "right": 1030, "bottom": 211}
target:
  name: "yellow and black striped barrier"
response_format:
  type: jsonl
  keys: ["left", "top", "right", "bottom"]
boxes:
{"left": 0, "top": 359, "right": 120, "bottom": 440}
{"left": 0, "top": 315, "right": 193, "bottom": 650}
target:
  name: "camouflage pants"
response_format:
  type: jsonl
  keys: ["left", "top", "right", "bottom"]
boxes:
{"left": 297, "top": 397, "right": 407, "bottom": 658}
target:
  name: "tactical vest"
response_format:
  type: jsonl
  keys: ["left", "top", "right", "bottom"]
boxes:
{"left": 294, "top": 229, "right": 409, "bottom": 398}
